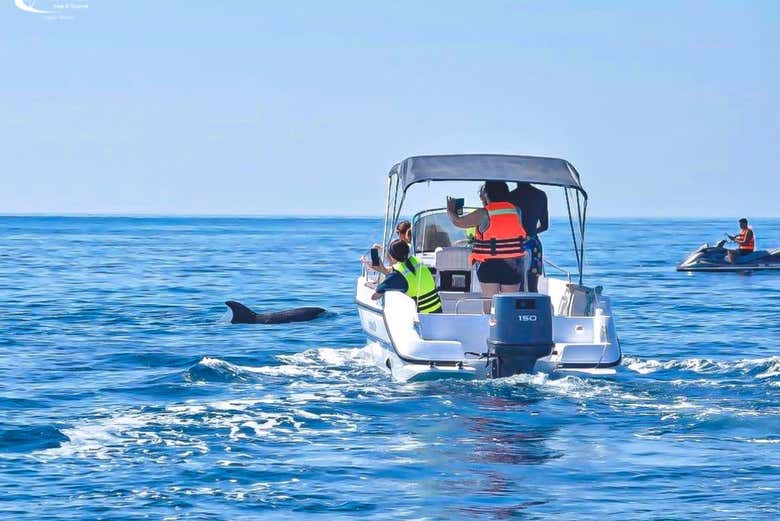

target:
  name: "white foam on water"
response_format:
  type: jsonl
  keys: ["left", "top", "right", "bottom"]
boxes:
{"left": 532, "top": 373, "right": 616, "bottom": 400}
{"left": 192, "top": 346, "right": 378, "bottom": 384}
{"left": 193, "top": 356, "right": 320, "bottom": 380}
{"left": 625, "top": 355, "right": 780, "bottom": 378}
{"left": 190, "top": 356, "right": 253, "bottom": 381}
{"left": 35, "top": 393, "right": 365, "bottom": 460}
{"left": 491, "top": 366, "right": 777, "bottom": 424}
{"left": 278, "top": 345, "right": 376, "bottom": 368}
{"left": 668, "top": 378, "right": 731, "bottom": 388}
{"left": 206, "top": 398, "right": 262, "bottom": 411}
{"left": 756, "top": 359, "right": 780, "bottom": 379}
{"left": 744, "top": 438, "right": 780, "bottom": 444}
{"left": 198, "top": 356, "right": 230, "bottom": 368}
{"left": 693, "top": 406, "right": 764, "bottom": 421}
{"left": 37, "top": 411, "right": 163, "bottom": 460}
{"left": 248, "top": 365, "right": 312, "bottom": 377}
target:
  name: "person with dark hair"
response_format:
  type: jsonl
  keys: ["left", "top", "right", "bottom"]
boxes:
{"left": 395, "top": 220, "right": 412, "bottom": 245}
{"left": 727, "top": 218, "right": 755, "bottom": 264}
{"left": 446, "top": 181, "right": 527, "bottom": 311}
{"left": 370, "top": 239, "right": 442, "bottom": 313}
{"left": 508, "top": 182, "right": 548, "bottom": 292}
{"left": 365, "top": 220, "right": 413, "bottom": 275}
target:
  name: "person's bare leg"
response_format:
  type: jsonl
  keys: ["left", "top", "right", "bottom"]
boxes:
{"left": 727, "top": 250, "right": 735, "bottom": 264}
{"left": 499, "top": 284, "right": 520, "bottom": 294}
{"left": 480, "top": 282, "right": 499, "bottom": 313}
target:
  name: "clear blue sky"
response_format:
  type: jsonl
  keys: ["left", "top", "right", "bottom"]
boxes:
{"left": 2, "top": 1, "right": 778, "bottom": 217}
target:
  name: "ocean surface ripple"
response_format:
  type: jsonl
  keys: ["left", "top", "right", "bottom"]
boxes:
{"left": 1, "top": 216, "right": 779, "bottom": 520}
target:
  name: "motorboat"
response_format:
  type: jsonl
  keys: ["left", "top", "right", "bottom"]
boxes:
{"left": 355, "top": 154, "right": 622, "bottom": 382}
{"left": 677, "top": 239, "right": 780, "bottom": 272}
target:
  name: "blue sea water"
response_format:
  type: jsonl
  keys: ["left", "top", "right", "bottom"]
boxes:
{"left": 1, "top": 216, "right": 779, "bottom": 520}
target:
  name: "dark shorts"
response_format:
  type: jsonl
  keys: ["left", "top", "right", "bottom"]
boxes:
{"left": 476, "top": 258, "right": 524, "bottom": 285}
{"left": 735, "top": 249, "right": 752, "bottom": 256}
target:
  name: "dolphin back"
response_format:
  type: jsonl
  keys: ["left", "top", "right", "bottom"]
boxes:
{"left": 225, "top": 301, "right": 326, "bottom": 324}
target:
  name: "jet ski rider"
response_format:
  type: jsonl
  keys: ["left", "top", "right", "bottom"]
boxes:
{"left": 727, "top": 218, "right": 755, "bottom": 264}
{"left": 369, "top": 239, "right": 443, "bottom": 314}
{"left": 447, "top": 181, "right": 527, "bottom": 312}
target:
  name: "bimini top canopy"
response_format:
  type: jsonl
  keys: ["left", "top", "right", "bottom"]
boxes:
{"left": 390, "top": 154, "right": 585, "bottom": 195}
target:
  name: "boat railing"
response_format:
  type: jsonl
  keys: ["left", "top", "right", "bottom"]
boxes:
{"left": 544, "top": 259, "right": 572, "bottom": 283}
{"left": 454, "top": 297, "right": 491, "bottom": 315}
{"left": 360, "top": 260, "right": 382, "bottom": 283}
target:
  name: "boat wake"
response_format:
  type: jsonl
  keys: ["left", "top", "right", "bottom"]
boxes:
{"left": 183, "top": 346, "right": 379, "bottom": 384}
{"left": 624, "top": 355, "right": 780, "bottom": 381}
{"left": 184, "top": 356, "right": 262, "bottom": 383}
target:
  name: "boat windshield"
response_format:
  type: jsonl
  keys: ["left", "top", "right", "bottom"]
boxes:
{"left": 411, "top": 209, "right": 476, "bottom": 253}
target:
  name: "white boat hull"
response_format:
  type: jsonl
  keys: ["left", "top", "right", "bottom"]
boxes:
{"left": 357, "top": 274, "right": 621, "bottom": 383}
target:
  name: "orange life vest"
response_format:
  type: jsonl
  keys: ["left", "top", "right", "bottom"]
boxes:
{"left": 737, "top": 226, "right": 755, "bottom": 252}
{"left": 469, "top": 202, "right": 527, "bottom": 264}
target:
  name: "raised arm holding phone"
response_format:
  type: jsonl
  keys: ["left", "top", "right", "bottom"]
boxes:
{"left": 446, "top": 181, "right": 527, "bottom": 311}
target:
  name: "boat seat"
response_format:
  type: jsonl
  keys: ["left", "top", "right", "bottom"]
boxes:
{"left": 736, "top": 250, "right": 770, "bottom": 264}
{"left": 435, "top": 247, "right": 472, "bottom": 292}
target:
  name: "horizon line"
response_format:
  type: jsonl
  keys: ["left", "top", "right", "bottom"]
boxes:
{"left": 1, "top": 213, "right": 779, "bottom": 220}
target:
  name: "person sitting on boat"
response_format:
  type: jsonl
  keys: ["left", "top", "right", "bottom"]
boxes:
{"left": 365, "top": 220, "right": 413, "bottom": 275}
{"left": 446, "top": 181, "right": 527, "bottom": 311}
{"left": 370, "top": 239, "right": 442, "bottom": 313}
{"left": 727, "top": 218, "right": 755, "bottom": 263}
{"left": 508, "top": 182, "right": 548, "bottom": 292}
{"left": 395, "top": 220, "right": 412, "bottom": 245}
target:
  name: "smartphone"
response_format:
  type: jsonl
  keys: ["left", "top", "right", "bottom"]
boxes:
{"left": 370, "top": 247, "right": 381, "bottom": 267}
{"left": 454, "top": 198, "right": 465, "bottom": 216}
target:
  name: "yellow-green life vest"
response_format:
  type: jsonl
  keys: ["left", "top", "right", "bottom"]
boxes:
{"left": 465, "top": 227, "right": 476, "bottom": 242}
{"left": 393, "top": 256, "right": 442, "bottom": 314}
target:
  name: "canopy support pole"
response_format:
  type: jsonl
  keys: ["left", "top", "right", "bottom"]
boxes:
{"left": 381, "top": 175, "right": 392, "bottom": 255}
{"left": 565, "top": 188, "right": 583, "bottom": 285}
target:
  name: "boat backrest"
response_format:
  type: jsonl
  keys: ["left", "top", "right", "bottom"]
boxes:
{"left": 438, "top": 291, "right": 487, "bottom": 314}
{"left": 435, "top": 247, "right": 472, "bottom": 292}
{"left": 435, "top": 246, "right": 470, "bottom": 271}
{"left": 557, "top": 283, "right": 599, "bottom": 317}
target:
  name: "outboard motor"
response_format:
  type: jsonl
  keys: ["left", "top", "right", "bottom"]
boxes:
{"left": 487, "top": 293, "right": 554, "bottom": 377}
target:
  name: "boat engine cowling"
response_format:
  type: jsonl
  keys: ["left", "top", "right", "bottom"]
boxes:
{"left": 487, "top": 293, "right": 554, "bottom": 377}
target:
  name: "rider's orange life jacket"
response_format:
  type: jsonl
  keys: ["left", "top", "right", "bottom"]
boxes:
{"left": 469, "top": 202, "right": 527, "bottom": 264}
{"left": 737, "top": 226, "right": 755, "bottom": 252}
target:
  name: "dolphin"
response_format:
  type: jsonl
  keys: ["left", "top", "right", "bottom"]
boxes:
{"left": 225, "top": 300, "right": 327, "bottom": 325}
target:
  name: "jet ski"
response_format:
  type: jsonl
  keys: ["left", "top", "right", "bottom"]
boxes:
{"left": 677, "top": 239, "right": 780, "bottom": 272}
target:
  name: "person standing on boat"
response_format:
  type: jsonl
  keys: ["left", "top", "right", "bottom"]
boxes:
{"left": 370, "top": 239, "right": 443, "bottom": 313}
{"left": 446, "top": 181, "right": 527, "bottom": 311}
{"left": 727, "top": 218, "right": 755, "bottom": 263}
{"left": 508, "top": 182, "right": 548, "bottom": 292}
